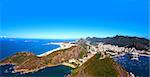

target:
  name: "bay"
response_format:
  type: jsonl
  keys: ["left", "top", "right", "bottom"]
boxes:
{"left": 0, "top": 64, "right": 72, "bottom": 77}
{"left": 114, "top": 54, "right": 150, "bottom": 77}
{"left": 0, "top": 38, "right": 75, "bottom": 60}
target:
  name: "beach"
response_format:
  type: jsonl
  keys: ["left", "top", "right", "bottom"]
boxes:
{"left": 37, "top": 42, "right": 76, "bottom": 57}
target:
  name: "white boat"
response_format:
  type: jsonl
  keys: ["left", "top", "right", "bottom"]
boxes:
{"left": 131, "top": 52, "right": 139, "bottom": 61}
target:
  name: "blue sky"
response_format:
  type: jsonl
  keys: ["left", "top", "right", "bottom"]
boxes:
{"left": 0, "top": 0, "right": 149, "bottom": 39}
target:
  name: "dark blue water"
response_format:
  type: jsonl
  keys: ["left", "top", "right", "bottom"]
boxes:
{"left": 0, "top": 38, "right": 74, "bottom": 77}
{"left": 114, "top": 54, "right": 150, "bottom": 77}
{"left": 1, "top": 55, "right": 149, "bottom": 77}
{"left": 1, "top": 38, "right": 149, "bottom": 77}
{"left": 0, "top": 64, "right": 72, "bottom": 77}
{"left": 24, "top": 65, "right": 72, "bottom": 77}
{"left": 0, "top": 38, "right": 75, "bottom": 60}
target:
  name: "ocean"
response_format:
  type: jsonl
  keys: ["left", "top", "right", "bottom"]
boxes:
{"left": 0, "top": 38, "right": 74, "bottom": 77}
{"left": 114, "top": 54, "right": 150, "bottom": 77}
{"left": 0, "top": 38, "right": 149, "bottom": 77}
{"left": 0, "top": 64, "right": 72, "bottom": 77}
{"left": 0, "top": 38, "right": 75, "bottom": 60}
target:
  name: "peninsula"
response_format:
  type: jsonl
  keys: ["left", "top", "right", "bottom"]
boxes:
{"left": 0, "top": 35, "right": 149, "bottom": 77}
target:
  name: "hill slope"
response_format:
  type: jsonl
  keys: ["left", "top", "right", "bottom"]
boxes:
{"left": 70, "top": 54, "right": 130, "bottom": 77}
{"left": 0, "top": 46, "right": 88, "bottom": 73}
{"left": 86, "top": 35, "right": 149, "bottom": 50}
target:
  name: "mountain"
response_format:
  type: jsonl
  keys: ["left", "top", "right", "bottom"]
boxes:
{"left": 86, "top": 35, "right": 149, "bottom": 50}
{"left": 69, "top": 53, "right": 130, "bottom": 77}
{"left": 0, "top": 46, "right": 88, "bottom": 73}
{"left": 0, "top": 42, "right": 131, "bottom": 77}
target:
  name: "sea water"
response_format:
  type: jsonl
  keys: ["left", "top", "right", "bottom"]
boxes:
{"left": 0, "top": 64, "right": 72, "bottom": 77}
{"left": 0, "top": 38, "right": 74, "bottom": 77}
{"left": 114, "top": 54, "right": 150, "bottom": 77}
{"left": 0, "top": 38, "right": 75, "bottom": 60}
{"left": 1, "top": 38, "right": 149, "bottom": 77}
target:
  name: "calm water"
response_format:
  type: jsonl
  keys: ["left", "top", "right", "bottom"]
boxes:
{"left": 0, "top": 64, "right": 72, "bottom": 77}
{"left": 0, "top": 38, "right": 149, "bottom": 77}
{"left": 0, "top": 38, "right": 75, "bottom": 60}
{"left": 114, "top": 54, "right": 150, "bottom": 77}
{"left": 0, "top": 38, "right": 74, "bottom": 77}
{"left": 1, "top": 55, "right": 149, "bottom": 77}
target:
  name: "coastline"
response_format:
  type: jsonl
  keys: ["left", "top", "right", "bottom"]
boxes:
{"left": 0, "top": 42, "right": 76, "bottom": 75}
{"left": 0, "top": 62, "right": 73, "bottom": 74}
{"left": 138, "top": 53, "right": 150, "bottom": 57}
{"left": 14, "top": 64, "right": 60, "bottom": 74}
{"left": 14, "top": 42, "right": 76, "bottom": 74}
{"left": 37, "top": 42, "right": 76, "bottom": 57}
{"left": 61, "top": 63, "right": 76, "bottom": 68}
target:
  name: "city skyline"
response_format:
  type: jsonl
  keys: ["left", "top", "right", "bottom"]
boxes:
{"left": 1, "top": 0, "right": 148, "bottom": 39}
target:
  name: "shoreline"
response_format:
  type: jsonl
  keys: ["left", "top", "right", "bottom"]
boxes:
{"left": 61, "top": 63, "right": 76, "bottom": 68}
{"left": 0, "top": 42, "right": 76, "bottom": 75}
{"left": 138, "top": 54, "right": 150, "bottom": 57}
{"left": 14, "top": 64, "right": 60, "bottom": 74}
{"left": 0, "top": 63, "right": 73, "bottom": 75}
{"left": 113, "top": 52, "right": 150, "bottom": 58}
{"left": 37, "top": 42, "right": 76, "bottom": 57}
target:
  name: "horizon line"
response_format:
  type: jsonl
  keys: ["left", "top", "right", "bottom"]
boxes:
{"left": 0, "top": 35, "right": 149, "bottom": 40}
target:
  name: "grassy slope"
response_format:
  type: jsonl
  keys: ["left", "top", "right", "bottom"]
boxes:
{"left": 0, "top": 52, "right": 46, "bottom": 70}
{"left": 0, "top": 52, "right": 37, "bottom": 65}
{"left": 70, "top": 54, "right": 129, "bottom": 77}
{"left": 0, "top": 46, "right": 129, "bottom": 77}
{"left": 0, "top": 46, "right": 88, "bottom": 71}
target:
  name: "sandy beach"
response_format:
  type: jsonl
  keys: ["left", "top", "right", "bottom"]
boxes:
{"left": 37, "top": 42, "right": 76, "bottom": 57}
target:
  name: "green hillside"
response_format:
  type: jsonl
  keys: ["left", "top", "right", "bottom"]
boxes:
{"left": 70, "top": 54, "right": 129, "bottom": 77}
{"left": 86, "top": 35, "right": 149, "bottom": 50}
{"left": 0, "top": 46, "right": 88, "bottom": 73}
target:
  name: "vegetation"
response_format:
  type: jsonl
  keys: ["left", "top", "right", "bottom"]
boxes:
{"left": 0, "top": 39, "right": 131, "bottom": 76}
{"left": 86, "top": 35, "right": 149, "bottom": 50}
{"left": 70, "top": 54, "right": 129, "bottom": 77}
{"left": 0, "top": 46, "right": 88, "bottom": 73}
{"left": 0, "top": 52, "right": 37, "bottom": 65}
{"left": 79, "top": 51, "right": 85, "bottom": 58}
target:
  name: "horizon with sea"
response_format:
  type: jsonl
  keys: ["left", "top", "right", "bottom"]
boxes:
{"left": 0, "top": 38, "right": 149, "bottom": 77}
{"left": 0, "top": 38, "right": 75, "bottom": 60}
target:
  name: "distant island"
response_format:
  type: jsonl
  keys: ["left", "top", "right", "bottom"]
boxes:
{"left": 0, "top": 35, "right": 149, "bottom": 77}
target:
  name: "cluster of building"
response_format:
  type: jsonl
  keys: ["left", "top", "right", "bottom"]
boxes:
{"left": 87, "top": 42, "right": 150, "bottom": 59}
{"left": 63, "top": 41, "right": 149, "bottom": 77}
{"left": 63, "top": 41, "right": 150, "bottom": 68}
{"left": 65, "top": 50, "right": 96, "bottom": 68}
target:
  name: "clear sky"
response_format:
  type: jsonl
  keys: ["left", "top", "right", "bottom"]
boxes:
{"left": 0, "top": 0, "right": 149, "bottom": 39}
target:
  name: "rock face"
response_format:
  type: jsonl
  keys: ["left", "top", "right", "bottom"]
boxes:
{"left": 0, "top": 46, "right": 88, "bottom": 73}
{"left": 86, "top": 35, "right": 149, "bottom": 50}
{"left": 69, "top": 54, "right": 130, "bottom": 77}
